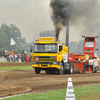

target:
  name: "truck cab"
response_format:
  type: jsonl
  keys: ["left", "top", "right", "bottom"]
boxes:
{"left": 83, "top": 36, "right": 97, "bottom": 58}
{"left": 82, "top": 36, "right": 99, "bottom": 73}
{"left": 31, "top": 37, "right": 68, "bottom": 75}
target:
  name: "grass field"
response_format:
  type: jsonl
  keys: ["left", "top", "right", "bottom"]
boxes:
{"left": 2, "top": 84, "right": 100, "bottom": 100}
{"left": 0, "top": 66, "right": 32, "bottom": 70}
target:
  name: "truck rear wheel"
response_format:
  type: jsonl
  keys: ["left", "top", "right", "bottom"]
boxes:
{"left": 68, "top": 62, "right": 74, "bottom": 74}
{"left": 95, "top": 67, "right": 98, "bottom": 73}
{"left": 35, "top": 68, "right": 41, "bottom": 74}
{"left": 92, "top": 67, "right": 95, "bottom": 73}
{"left": 58, "top": 62, "right": 64, "bottom": 75}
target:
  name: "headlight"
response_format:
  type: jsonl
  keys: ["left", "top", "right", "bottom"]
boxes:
{"left": 53, "top": 62, "right": 58, "bottom": 64}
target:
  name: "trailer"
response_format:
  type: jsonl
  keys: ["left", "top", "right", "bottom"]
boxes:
{"left": 65, "top": 36, "right": 99, "bottom": 74}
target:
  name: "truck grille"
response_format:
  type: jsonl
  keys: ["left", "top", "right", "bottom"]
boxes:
{"left": 39, "top": 58, "right": 55, "bottom": 61}
{"left": 34, "top": 56, "right": 55, "bottom": 62}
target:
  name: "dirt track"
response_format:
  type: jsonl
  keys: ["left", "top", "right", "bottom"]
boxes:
{"left": 0, "top": 67, "right": 100, "bottom": 98}
{"left": 0, "top": 62, "right": 32, "bottom": 67}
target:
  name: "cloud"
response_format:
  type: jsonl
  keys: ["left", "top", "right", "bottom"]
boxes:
{"left": 0, "top": 0, "right": 53, "bottom": 42}
{"left": 1, "top": 0, "right": 100, "bottom": 43}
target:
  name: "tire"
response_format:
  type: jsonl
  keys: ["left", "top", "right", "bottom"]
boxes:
{"left": 92, "top": 67, "right": 95, "bottom": 73}
{"left": 35, "top": 68, "right": 41, "bottom": 74}
{"left": 68, "top": 62, "right": 74, "bottom": 74}
{"left": 95, "top": 67, "right": 98, "bottom": 73}
{"left": 58, "top": 62, "right": 64, "bottom": 75}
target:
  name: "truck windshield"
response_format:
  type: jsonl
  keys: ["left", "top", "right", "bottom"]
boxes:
{"left": 85, "top": 42, "right": 94, "bottom": 47}
{"left": 33, "top": 43, "right": 57, "bottom": 53}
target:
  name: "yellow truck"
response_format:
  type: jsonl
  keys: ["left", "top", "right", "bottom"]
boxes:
{"left": 30, "top": 37, "right": 68, "bottom": 75}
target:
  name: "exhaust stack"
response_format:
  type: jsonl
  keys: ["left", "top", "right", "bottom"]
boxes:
{"left": 66, "top": 19, "right": 69, "bottom": 48}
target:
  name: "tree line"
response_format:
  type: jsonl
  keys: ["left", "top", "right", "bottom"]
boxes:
{"left": 0, "top": 23, "right": 29, "bottom": 52}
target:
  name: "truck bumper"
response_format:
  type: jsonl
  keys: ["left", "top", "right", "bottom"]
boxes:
{"left": 32, "top": 64, "right": 60, "bottom": 69}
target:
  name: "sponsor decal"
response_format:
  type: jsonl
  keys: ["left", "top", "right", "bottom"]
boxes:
{"left": 79, "top": 56, "right": 84, "bottom": 59}
{"left": 69, "top": 57, "right": 72, "bottom": 59}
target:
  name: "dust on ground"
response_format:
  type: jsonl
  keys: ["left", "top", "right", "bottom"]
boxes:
{"left": 0, "top": 67, "right": 100, "bottom": 97}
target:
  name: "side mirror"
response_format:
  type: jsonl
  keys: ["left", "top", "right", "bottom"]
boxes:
{"left": 59, "top": 46, "right": 62, "bottom": 52}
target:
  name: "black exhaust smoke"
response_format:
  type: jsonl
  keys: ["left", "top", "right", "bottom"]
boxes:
{"left": 50, "top": 0, "right": 100, "bottom": 42}
{"left": 50, "top": 0, "right": 70, "bottom": 40}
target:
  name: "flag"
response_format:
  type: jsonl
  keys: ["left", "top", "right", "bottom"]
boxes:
{"left": 10, "top": 38, "right": 16, "bottom": 45}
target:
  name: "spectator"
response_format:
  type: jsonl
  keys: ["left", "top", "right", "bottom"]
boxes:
{"left": 11, "top": 54, "right": 13, "bottom": 61}
{"left": 9, "top": 54, "right": 11, "bottom": 62}
{"left": 6, "top": 53, "right": 10, "bottom": 61}
{"left": 18, "top": 53, "right": 21, "bottom": 63}
{"left": 14, "top": 54, "right": 17, "bottom": 62}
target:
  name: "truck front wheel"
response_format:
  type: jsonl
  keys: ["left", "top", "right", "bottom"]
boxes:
{"left": 35, "top": 68, "right": 41, "bottom": 74}
{"left": 58, "top": 62, "right": 64, "bottom": 75}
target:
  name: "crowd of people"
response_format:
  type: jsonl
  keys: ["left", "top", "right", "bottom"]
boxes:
{"left": 6, "top": 53, "right": 32, "bottom": 62}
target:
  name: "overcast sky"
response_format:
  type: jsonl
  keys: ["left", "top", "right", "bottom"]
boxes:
{"left": 0, "top": 0, "right": 100, "bottom": 43}
{"left": 0, "top": 0, "right": 54, "bottom": 43}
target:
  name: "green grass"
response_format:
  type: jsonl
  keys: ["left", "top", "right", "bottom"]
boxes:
{"left": 3, "top": 84, "right": 100, "bottom": 100}
{"left": 75, "top": 84, "right": 100, "bottom": 100}
{"left": 0, "top": 66, "right": 32, "bottom": 70}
